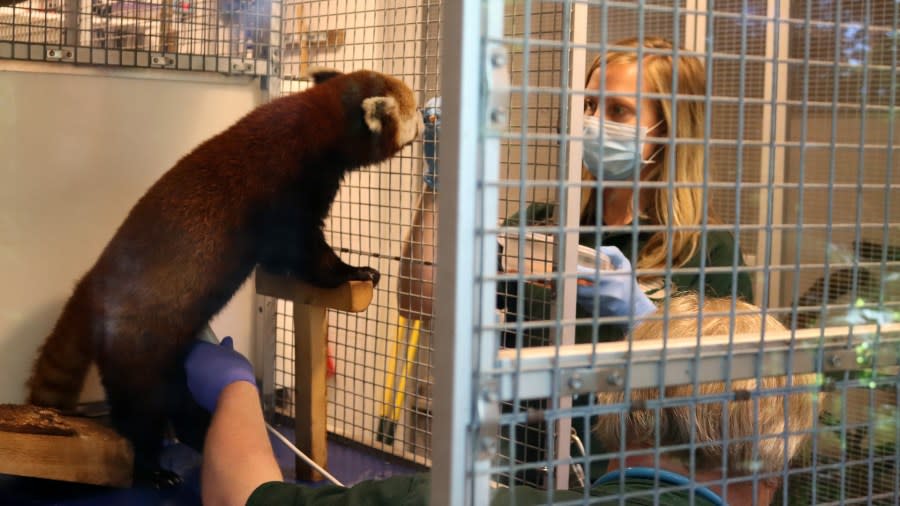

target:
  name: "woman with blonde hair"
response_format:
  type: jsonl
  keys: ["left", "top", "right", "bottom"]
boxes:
{"left": 499, "top": 36, "right": 754, "bottom": 347}
{"left": 577, "top": 37, "right": 752, "bottom": 309}
{"left": 591, "top": 294, "right": 820, "bottom": 505}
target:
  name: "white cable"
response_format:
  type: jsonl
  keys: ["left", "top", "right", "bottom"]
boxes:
{"left": 569, "top": 428, "right": 587, "bottom": 489}
{"left": 265, "top": 422, "right": 346, "bottom": 488}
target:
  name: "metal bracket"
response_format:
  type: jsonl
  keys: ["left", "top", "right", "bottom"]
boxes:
{"left": 561, "top": 367, "right": 626, "bottom": 395}
{"left": 476, "top": 379, "right": 500, "bottom": 458}
{"left": 150, "top": 54, "right": 175, "bottom": 68}
{"left": 46, "top": 47, "right": 74, "bottom": 62}
{"left": 823, "top": 346, "right": 899, "bottom": 372}
{"left": 230, "top": 61, "right": 254, "bottom": 74}
{"left": 484, "top": 44, "right": 509, "bottom": 130}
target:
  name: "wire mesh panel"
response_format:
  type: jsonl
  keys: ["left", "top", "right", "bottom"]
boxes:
{"left": 269, "top": 0, "right": 439, "bottom": 468}
{"left": 435, "top": 0, "right": 900, "bottom": 504}
{"left": 0, "top": 0, "right": 273, "bottom": 73}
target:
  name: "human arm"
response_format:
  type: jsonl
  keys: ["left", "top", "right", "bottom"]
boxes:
{"left": 397, "top": 97, "right": 441, "bottom": 320}
{"left": 397, "top": 189, "right": 438, "bottom": 320}
{"left": 184, "top": 338, "right": 282, "bottom": 506}
{"left": 203, "top": 381, "right": 283, "bottom": 506}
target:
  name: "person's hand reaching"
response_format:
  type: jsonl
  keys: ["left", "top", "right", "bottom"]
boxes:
{"left": 184, "top": 337, "right": 256, "bottom": 412}
{"left": 576, "top": 246, "right": 656, "bottom": 324}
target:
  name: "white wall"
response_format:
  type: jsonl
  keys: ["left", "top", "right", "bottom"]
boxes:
{"left": 0, "top": 62, "right": 263, "bottom": 404}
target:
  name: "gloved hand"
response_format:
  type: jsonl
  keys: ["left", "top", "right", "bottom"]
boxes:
{"left": 576, "top": 246, "right": 656, "bottom": 322}
{"left": 422, "top": 96, "right": 441, "bottom": 190}
{"left": 184, "top": 336, "right": 256, "bottom": 412}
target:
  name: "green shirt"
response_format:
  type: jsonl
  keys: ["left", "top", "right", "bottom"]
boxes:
{"left": 500, "top": 202, "right": 754, "bottom": 345}
{"left": 505, "top": 202, "right": 753, "bottom": 302}
{"left": 247, "top": 474, "right": 718, "bottom": 506}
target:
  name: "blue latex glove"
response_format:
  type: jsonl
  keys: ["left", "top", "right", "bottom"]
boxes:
{"left": 576, "top": 246, "right": 657, "bottom": 322}
{"left": 422, "top": 96, "right": 441, "bottom": 190}
{"left": 184, "top": 336, "right": 256, "bottom": 412}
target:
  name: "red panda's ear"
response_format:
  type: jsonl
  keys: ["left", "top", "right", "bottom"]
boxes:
{"left": 305, "top": 66, "right": 343, "bottom": 85}
{"left": 361, "top": 96, "right": 398, "bottom": 134}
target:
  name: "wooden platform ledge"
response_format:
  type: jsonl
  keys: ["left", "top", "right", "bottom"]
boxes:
{"left": 0, "top": 404, "right": 133, "bottom": 487}
{"left": 255, "top": 268, "right": 375, "bottom": 481}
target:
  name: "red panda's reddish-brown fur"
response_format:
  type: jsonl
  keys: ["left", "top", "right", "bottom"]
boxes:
{"left": 26, "top": 69, "right": 422, "bottom": 485}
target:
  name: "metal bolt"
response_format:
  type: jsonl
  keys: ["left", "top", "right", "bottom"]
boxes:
{"left": 491, "top": 51, "right": 507, "bottom": 68}
{"left": 480, "top": 436, "right": 496, "bottom": 453}
{"left": 490, "top": 108, "right": 507, "bottom": 124}
{"left": 829, "top": 354, "right": 842, "bottom": 368}
{"left": 568, "top": 375, "right": 584, "bottom": 391}
{"left": 607, "top": 372, "right": 624, "bottom": 387}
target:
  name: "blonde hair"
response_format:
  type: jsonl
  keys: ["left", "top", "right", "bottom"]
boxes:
{"left": 581, "top": 37, "right": 710, "bottom": 271}
{"left": 594, "top": 295, "right": 820, "bottom": 476}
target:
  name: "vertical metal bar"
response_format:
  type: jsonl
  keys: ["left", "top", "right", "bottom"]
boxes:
{"left": 266, "top": 0, "right": 282, "bottom": 95}
{"left": 431, "top": 0, "right": 485, "bottom": 502}
{"left": 826, "top": 2, "right": 847, "bottom": 503}
{"left": 787, "top": 1, "right": 817, "bottom": 503}
{"left": 63, "top": 0, "right": 78, "bottom": 47}
{"left": 847, "top": 1, "right": 878, "bottom": 502}
{"left": 549, "top": 0, "right": 586, "bottom": 492}
{"left": 682, "top": 0, "right": 705, "bottom": 52}
{"left": 690, "top": 3, "right": 714, "bottom": 502}
{"left": 755, "top": 0, "right": 791, "bottom": 308}
{"left": 883, "top": 0, "right": 900, "bottom": 408}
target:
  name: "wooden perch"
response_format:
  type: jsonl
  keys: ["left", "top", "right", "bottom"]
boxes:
{"left": 255, "top": 268, "right": 373, "bottom": 312}
{"left": 255, "top": 267, "right": 374, "bottom": 481}
{"left": 0, "top": 404, "right": 133, "bottom": 487}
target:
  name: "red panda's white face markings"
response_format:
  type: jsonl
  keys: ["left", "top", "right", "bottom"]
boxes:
{"left": 361, "top": 81, "right": 422, "bottom": 149}
{"left": 308, "top": 68, "right": 422, "bottom": 154}
{"left": 362, "top": 96, "right": 397, "bottom": 134}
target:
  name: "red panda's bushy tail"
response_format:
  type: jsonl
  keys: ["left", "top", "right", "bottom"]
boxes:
{"left": 26, "top": 284, "right": 95, "bottom": 411}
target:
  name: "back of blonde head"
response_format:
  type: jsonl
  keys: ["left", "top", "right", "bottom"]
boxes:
{"left": 594, "top": 294, "right": 820, "bottom": 476}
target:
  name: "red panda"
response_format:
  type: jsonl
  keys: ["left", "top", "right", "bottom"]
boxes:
{"left": 26, "top": 68, "right": 423, "bottom": 486}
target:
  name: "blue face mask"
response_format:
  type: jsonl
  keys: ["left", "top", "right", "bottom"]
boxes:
{"left": 582, "top": 116, "right": 663, "bottom": 180}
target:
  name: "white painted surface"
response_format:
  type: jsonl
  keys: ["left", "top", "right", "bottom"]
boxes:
{"left": 0, "top": 63, "right": 263, "bottom": 403}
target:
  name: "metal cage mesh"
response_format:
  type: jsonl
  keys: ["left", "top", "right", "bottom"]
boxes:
{"left": 8, "top": 0, "right": 896, "bottom": 501}
{"left": 0, "top": 0, "right": 272, "bottom": 72}
{"left": 271, "top": 0, "right": 440, "bottom": 468}
{"left": 470, "top": 1, "right": 900, "bottom": 504}
{"left": 269, "top": 1, "right": 900, "bottom": 502}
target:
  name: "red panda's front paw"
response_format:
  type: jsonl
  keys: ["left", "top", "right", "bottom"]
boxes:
{"left": 349, "top": 266, "right": 381, "bottom": 287}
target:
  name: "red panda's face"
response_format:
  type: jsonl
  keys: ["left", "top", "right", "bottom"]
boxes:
{"left": 359, "top": 73, "right": 423, "bottom": 152}
{"left": 309, "top": 68, "right": 424, "bottom": 165}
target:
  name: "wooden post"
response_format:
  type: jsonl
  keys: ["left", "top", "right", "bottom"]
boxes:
{"left": 255, "top": 268, "right": 373, "bottom": 481}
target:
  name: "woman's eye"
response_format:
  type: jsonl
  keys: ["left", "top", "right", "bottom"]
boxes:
{"left": 606, "top": 103, "right": 630, "bottom": 121}
{"left": 584, "top": 100, "right": 597, "bottom": 114}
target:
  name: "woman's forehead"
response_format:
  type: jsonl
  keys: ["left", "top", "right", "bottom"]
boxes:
{"left": 587, "top": 60, "right": 654, "bottom": 95}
